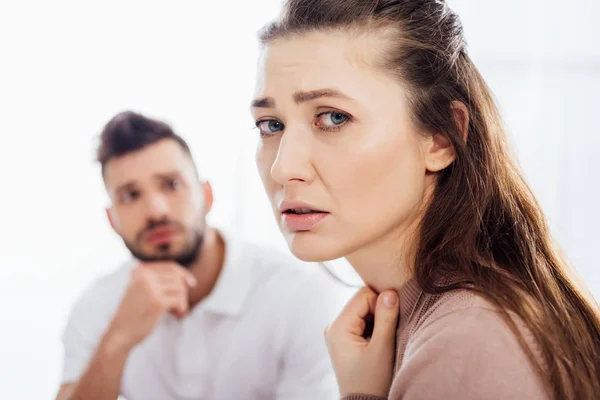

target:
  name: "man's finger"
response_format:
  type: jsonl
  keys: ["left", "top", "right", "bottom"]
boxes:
{"left": 150, "top": 261, "right": 197, "bottom": 287}
{"left": 163, "top": 292, "right": 189, "bottom": 317}
{"left": 370, "top": 290, "right": 400, "bottom": 349}
{"left": 173, "top": 266, "right": 197, "bottom": 287}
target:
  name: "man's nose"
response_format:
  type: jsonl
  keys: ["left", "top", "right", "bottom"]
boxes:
{"left": 144, "top": 193, "right": 170, "bottom": 220}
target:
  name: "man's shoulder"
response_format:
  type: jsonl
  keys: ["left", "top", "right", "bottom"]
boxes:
{"left": 240, "top": 241, "right": 327, "bottom": 285}
{"left": 69, "top": 261, "right": 133, "bottom": 319}
{"left": 238, "top": 241, "right": 349, "bottom": 311}
{"left": 62, "top": 261, "right": 134, "bottom": 347}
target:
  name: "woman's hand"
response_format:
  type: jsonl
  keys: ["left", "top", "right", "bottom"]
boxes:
{"left": 325, "top": 287, "right": 400, "bottom": 397}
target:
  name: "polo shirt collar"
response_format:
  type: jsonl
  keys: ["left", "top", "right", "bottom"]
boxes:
{"left": 199, "top": 229, "right": 253, "bottom": 317}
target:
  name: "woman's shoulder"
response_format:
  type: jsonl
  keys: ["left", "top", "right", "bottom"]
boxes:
{"left": 416, "top": 288, "right": 500, "bottom": 328}
{"left": 394, "top": 288, "right": 549, "bottom": 399}
{"left": 414, "top": 288, "right": 534, "bottom": 346}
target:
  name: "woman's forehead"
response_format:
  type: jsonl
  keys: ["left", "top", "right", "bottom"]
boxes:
{"left": 263, "top": 30, "right": 388, "bottom": 71}
{"left": 255, "top": 31, "right": 399, "bottom": 101}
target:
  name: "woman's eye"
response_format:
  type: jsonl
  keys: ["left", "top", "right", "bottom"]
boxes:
{"left": 316, "top": 111, "right": 349, "bottom": 128}
{"left": 256, "top": 119, "right": 284, "bottom": 136}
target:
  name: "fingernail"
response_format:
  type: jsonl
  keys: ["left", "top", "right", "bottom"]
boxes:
{"left": 187, "top": 275, "right": 197, "bottom": 287}
{"left": 383, "top": 292, "right": 398, "bottom": 308}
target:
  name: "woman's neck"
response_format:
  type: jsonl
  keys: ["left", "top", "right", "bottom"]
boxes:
{"left": 346, "top": 193, "right": 431, "bottom": 294}
{"left": 347, "top": 183, "right": 435, "bottom": 293}
{"left": 345, "top": 226, "right": 416, "bottom": 294}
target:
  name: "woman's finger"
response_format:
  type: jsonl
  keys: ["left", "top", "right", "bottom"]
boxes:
{"left": 370, "top": 291, "right": 400, "bottom": 350}
{"left": 335, "top": 286, "right": 378, "bottom": 337}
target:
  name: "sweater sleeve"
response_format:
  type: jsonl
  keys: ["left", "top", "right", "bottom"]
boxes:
{"left": 389, "top": 307, "right": 550, "bottom": 400}
{"left": 341, "top": 395, "right": 387, "bottom": 400}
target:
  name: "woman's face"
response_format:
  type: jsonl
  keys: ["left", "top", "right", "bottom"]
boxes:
{"left": 252, "top": 30, "right": 448, "bottom": 265}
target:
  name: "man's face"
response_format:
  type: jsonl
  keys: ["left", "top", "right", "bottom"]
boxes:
{"left": 103, "top": 138, "right": 212, "bottom": 268}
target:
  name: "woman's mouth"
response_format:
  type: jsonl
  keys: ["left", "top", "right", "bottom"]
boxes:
{"left": 281, "top": 207, "right": 329, "bottom": 231}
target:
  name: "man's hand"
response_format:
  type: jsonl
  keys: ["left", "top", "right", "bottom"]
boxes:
{"left": 105, "top": 262, "right": 197, "bottom": 351}
{"left": 55, "top": 262, "right": 196, "bottom": 400}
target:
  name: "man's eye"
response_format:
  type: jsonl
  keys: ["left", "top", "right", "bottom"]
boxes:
{"left": 165, "top": 179, "right": 180, "bottom": 191}
{"left": 121, "top": 191, "right": 139, "bottom": 204}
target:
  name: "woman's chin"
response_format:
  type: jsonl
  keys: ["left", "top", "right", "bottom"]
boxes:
{"left": 285, "top": 232, "right": 346, "bottom": 263}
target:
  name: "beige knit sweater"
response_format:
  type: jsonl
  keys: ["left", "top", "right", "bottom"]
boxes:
{"left": 343, "top": 279, "right": 550, "bottom": 400}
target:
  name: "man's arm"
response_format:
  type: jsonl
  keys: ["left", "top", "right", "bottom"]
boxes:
{"left": 56, "top": 333, "right": 130, "bottom": 400}
{"left": 56, "top": 383, "right": 76, "bottom": 400}
{"left": 56, "top": 262, "right": 196, "bottom": 400}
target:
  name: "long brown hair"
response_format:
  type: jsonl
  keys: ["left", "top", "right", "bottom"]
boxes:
{"left": 259, "top": 1, "right": 600, "bottom": 398}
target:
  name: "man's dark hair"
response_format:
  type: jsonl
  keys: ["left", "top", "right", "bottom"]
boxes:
{"left": 97, "top": 111, "right": 193, "bottom": 175}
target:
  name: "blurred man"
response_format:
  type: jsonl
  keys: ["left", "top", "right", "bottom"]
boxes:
{"left": 56, "top": 111, "right": 342, "bottom": 400}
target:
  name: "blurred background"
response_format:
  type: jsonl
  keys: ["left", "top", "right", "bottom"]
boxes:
{"left": 0, "top": 0, "right": 598, "bottom": 398}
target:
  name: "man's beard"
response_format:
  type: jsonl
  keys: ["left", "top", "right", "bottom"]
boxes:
{"left": 124, "top": 220, "right": 205, "bottom": 269}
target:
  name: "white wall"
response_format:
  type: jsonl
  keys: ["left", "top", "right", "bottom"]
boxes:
{"left": 0, "top": 0, "right": 598, "bottom": 398}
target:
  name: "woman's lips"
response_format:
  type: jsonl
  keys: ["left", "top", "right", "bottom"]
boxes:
{"left": 281, "top": 211, "right": 329, "bottom": 231}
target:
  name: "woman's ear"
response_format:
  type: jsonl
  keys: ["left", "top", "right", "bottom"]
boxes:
{"left": 424, "top": 133, "right": 454, "bottom": 173}
{"left": 423, "top": 101, "right": 470, "bottom": 173}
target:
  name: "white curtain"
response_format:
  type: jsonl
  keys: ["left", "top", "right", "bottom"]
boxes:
{"left": 0, "top": 0, "right": 597, "bottom": 398}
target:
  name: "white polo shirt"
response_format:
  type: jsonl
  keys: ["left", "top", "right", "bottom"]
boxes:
{"left": 61, "top": 232, "right": 346, "bottom": 400}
